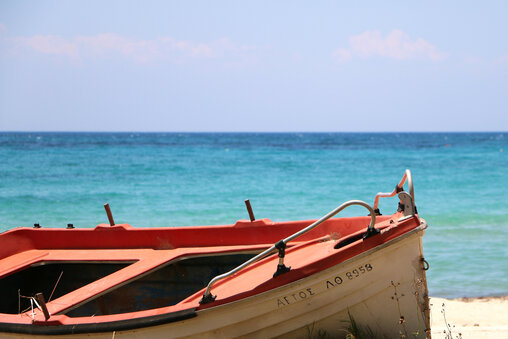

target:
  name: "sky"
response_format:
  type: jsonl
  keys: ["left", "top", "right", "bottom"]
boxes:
{"left": 0, "top": 1, "right": 507, "bottom": 132}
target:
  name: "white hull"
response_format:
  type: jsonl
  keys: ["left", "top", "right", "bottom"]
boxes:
{"left": 3, "top": 226, "right": 429, "bottom": 339}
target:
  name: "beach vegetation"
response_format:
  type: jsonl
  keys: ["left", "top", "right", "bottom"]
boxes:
{"left": 440, "top": 302, "right": 462, "bottom": 339}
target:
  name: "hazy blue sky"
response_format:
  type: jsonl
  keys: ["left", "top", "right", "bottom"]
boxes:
{"left": 0, "top": 1, "right": 507, "bottom": 131}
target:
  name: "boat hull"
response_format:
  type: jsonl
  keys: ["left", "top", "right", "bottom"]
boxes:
{"left": 2, "top": 226, "right": 429, "bottom": 339}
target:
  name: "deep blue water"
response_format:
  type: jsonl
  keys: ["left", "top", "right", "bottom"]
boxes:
{"left": 0, "top": 132, "right": 507, "bottom": 298}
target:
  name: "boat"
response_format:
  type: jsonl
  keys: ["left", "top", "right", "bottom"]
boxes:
{"left": 0, "top": 170, "right": 430, "bottom": 338}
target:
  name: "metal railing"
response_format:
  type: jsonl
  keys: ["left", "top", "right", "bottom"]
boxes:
{"left": 200, "top": 200, "right": 376, "bottom": 303}
{"left": 373, "top": 169, "right": 414, "bottom": 210}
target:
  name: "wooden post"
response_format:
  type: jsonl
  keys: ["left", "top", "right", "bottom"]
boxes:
{"left": 104, "top": 203, "right": 115, "bottom": 226}
{"left": 34, "top": 293, "right": 50, "bottom": 321}
{"left": 244, "top": 199, "right": 255, "bottom": 222}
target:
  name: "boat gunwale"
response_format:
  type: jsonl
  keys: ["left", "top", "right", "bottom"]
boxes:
{"left": 0, "top": 308, "right": 197, "bottom": 335}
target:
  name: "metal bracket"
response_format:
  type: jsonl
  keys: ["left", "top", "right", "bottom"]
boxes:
{"left": 273, "top": 240, "right": 291, "bottom": 277}
{"left": 199, "top": 293, "right": 216, "bottom": 304}
{"left": 398, "top": 191, "right": 416, "bottom": 221}
{"left": 362, "top": 224, "right": 380, "bottom": 240}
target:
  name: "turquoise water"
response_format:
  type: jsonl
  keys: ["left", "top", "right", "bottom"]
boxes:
{"left": 0, "top": 132, "right": 506, "bottom": 298}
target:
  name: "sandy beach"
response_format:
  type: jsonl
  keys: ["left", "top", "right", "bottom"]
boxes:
{"left": 430, "top": 296, "right": 508, "bottom": 338}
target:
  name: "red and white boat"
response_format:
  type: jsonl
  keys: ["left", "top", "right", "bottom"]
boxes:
{"left": 0, "top": 170, "right": 430, "bottom": 338}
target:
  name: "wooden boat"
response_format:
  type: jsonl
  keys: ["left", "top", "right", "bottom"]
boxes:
{"left": 0, "top": 170, "right": 430, "bottom": 338}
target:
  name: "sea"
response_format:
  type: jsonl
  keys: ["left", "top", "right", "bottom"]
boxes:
{"left": 0, "top": 132, "right": 506, "bottom": 298}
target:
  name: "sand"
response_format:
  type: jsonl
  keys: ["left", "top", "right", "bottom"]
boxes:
{"left": 430, "top": 296, "right": 508, "bottom": 338}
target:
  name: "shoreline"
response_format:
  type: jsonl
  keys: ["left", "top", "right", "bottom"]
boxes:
{"left": 430, "top": 296, "right": 508, "bottom": 338}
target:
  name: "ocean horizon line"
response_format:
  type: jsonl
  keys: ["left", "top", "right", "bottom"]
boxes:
{"left": 1, "top": 130, "right": 507, "bottom": 134}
